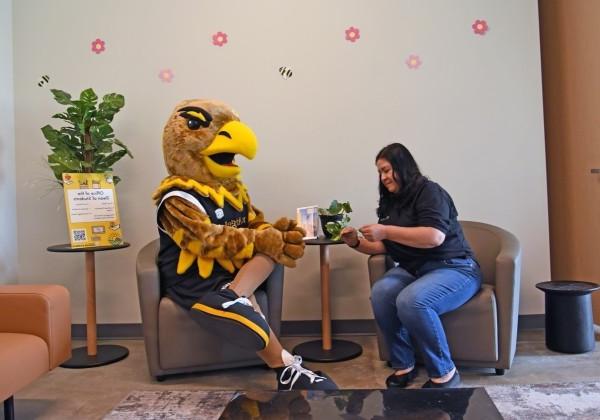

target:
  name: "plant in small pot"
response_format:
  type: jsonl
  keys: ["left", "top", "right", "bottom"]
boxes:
{"left": 41, "top": 88, "right": 133, "bottom": 184}
{"left": 318, "top": 200, "right": 352, "bottom": 241}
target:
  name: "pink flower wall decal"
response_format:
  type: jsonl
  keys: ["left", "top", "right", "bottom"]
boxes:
{"left": 159, "top": 69, "right": 174, "bottom": 83}
{"left": 345, "top": 26, "right": 360, "bottom": 43}
{"left": 406, "top": 54, "right": 422, "bottom": 70}
{"left": 472, "top": 19, "right": 489, "bottom": 36}
{"left": 212, "top": 31, "right": 228, "bottom": 47}
{"left": 91, "top": 38, "right": 106, "bottom": 54}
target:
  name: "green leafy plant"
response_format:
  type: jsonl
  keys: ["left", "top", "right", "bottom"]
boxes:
{"left": 318, "top": 200, "right": 352, "bottom": 240}
{"left": 41, "top": 88, "right": 133, "bottom": 184}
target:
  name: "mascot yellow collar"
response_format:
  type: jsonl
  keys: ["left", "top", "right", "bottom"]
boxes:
{"left": 153, "top": 176, "right": 250, "bottom": 211}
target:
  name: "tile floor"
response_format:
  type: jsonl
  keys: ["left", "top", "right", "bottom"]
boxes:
{"left": 4, "top": 330, "right": 600, "bottom": 419}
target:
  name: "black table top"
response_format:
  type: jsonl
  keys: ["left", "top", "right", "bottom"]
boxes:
{"left": 306, "top": 237, "right": 344, "bottom": 245}
{"left": 219, "top": 388, "right": 502, "bottom": 419}
{"left": 536, "top": 280, "right": 600, "bottom": 295}
{"left": 47, "top": 242, "right": 130, "bottom": 253}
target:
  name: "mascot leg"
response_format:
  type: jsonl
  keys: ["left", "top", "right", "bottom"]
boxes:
{"left": 228, "top": 253, "right": 275, "bottom": 297}
{"left": 191, "top": 288, "right": 271, "bottom": 351}
{"left": 193, "top": 254, "right": 338, "bottom": 390}
{"left": 256, "top": 314, "right": 338, "bottom": 391}
{"left": 190, "top": 254, "right": 275, "bottom": 351}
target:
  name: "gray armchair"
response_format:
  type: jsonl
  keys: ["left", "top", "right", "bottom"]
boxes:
{"left": 367, "top": 220, "right": 521, "bottom": 375}
{"left": 136, "top": 239, "right": 284, "bottom": 381}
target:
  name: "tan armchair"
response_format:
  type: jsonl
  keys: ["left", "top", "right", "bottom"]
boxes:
{"left": 136, "top": 239, "right": 284, "bottom": 381}
{"left": 367, "top": 220, "right": 521, "bottom": 375}
{"left": 0, "top": 284, "right": 72, "bottom": 420}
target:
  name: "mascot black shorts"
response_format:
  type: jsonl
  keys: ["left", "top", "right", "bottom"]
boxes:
{"left": 190, "top": 288, "right": 270, "bottom": 351}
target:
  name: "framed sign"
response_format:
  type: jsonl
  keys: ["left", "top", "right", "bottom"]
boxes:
{"left": 296, "top": 205, "right": 319, "bottom": 240}
{"left": 62, "top": 172, "right": 123, "bottom": 248}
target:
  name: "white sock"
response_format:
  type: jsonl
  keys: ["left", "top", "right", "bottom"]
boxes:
{"left": 281, "top": 349, "right": 295, "bottom": 366}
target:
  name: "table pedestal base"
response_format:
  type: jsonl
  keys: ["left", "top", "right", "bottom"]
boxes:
{"left": 545, "top": 293, "right": 596, "bottom": 353}
{"left": 293, "top": 339, "right": 362, "bottom": 362}
{"left": 60, "top": 344, "right": 129, "bottom": 368}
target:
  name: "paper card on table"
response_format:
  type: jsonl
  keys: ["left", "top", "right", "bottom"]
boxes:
{"left": 296, "top": 205, "right": 319, "bottom": 239}
{"left": 62, "top": 173, "right": 123, "bottom": 248}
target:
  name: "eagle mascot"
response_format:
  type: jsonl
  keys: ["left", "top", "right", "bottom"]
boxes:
{"left": 153, "top": 99, "right": 337, "bottom": 390}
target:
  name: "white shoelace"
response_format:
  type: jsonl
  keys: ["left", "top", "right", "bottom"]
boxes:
{"left": 279, "top": 355, "right": 326, "bottom": 390}
{"left": 221, "top": 294, "right": 267, "bottom": 320}
{"left": 222, "top": 296, "right": 253, "bottom": 309}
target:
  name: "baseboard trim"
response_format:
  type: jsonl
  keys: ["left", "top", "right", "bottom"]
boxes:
{"left": 518, "top": 314, "right": 545, "bottom": 330}
{"left": 71, "top": 323, "right": 143, "bottom": 339}
{"left": 280, "top": 320, "right": 376, "bottom": 337}
{"left": 71, "top": 314, "right": 546, "bottom": 339}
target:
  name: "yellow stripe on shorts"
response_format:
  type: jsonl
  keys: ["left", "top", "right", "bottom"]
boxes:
{"left": 191, "top": 303, "right": 269, "bottom": 346}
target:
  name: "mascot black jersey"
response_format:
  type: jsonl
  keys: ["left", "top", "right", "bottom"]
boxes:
{"left": 157, "top": 186, "right": 249, "bottom": 309}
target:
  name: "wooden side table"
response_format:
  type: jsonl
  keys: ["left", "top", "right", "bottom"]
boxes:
{"left": 292, "top": 238, "right": 363, "bottom": 362}
{"left": 47, "top": 243, "right": 130, "bottom": 368}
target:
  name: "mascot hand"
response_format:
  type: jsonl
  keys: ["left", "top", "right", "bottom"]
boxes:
{"left": 272, "top": 216, "right": 306, "bottom": 247}
{"left": 272, "top": 217, "right": 305, "bottom": 259}
{"left": 272, "top": 217, "right": 306, "bottom": 237}
{"left": 255, "top": 226, "right": 304, "bottom": 267}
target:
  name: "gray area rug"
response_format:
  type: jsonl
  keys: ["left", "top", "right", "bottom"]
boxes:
{"left": 105, "top": 382, "right": 600, "bottom": 419}
{"left": 486, "top": 381, "right": 600, "bottom": 420}
{"left": 104, "top": 390, "right": 236, "bottom": 420}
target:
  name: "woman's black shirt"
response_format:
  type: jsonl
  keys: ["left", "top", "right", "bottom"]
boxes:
{"left": 379, "top": 179, "right": 474, "bottom": 274}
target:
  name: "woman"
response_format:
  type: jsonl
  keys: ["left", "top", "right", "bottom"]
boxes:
{"left": 341, "top": 143, "right": 481, "bottom": 388}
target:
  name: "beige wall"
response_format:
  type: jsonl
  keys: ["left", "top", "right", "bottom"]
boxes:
{"left": 11, "top": 0, "right": 549, "bottom": 323}
{"left": 0, "top": 0, "right": 17, "bottom": 285}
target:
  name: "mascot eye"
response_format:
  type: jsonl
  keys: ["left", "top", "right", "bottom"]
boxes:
{"left": 187, "top": 119, "right": 202, "bottom": 130}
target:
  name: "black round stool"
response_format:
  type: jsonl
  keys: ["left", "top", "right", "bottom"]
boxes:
{"left": 536, "top": 281, "right": 600, "bottom": 353}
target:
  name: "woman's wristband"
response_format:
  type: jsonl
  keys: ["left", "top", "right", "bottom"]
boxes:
{"left": 349, "top": 238, "right": 361, "bottom": 248}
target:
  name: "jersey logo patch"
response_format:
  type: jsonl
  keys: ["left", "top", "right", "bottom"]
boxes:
{"left": 215, "top": 208, "right": 225, "bottom": 219}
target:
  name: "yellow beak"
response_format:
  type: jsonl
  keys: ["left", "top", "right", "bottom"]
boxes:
{"left": 201, "top": 121, "right": 258, "bottom": 178}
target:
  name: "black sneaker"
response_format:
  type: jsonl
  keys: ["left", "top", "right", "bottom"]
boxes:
{"left": 191, "top": 288, "right": 270, "bottom": 351}
{"left": 275, "top": 356, "right": 339, "bottom": 391}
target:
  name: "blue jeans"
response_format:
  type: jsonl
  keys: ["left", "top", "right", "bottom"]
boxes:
{"left": 371, "top": 257, "right": 482, "bottom": 378}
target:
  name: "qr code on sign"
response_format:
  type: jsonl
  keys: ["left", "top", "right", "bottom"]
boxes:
{"left": 72, "top": 229, "right": 87, "bottom": 242}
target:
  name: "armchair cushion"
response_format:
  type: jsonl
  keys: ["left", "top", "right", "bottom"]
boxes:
{"left": 0, "top": 285, "right": 71, "bottom": 369}
{"left": 0, "top": 334, "right": 49, "bottom": 402}
{"left": 0, "top": 284, "right": 71, "bottom": 403}
{"left": 443, "top": 284, "right": 498, "bottom": 363}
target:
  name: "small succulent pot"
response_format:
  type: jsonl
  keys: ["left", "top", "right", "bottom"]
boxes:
{"left": 319, "top": 214, "right": 343, "bottom": 239}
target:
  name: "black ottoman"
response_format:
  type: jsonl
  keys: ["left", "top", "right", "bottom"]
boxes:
{"left": 536, "top": 281, "right": 600, "bottom": 353}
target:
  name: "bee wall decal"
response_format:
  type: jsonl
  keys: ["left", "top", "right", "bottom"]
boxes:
{"left": 38, "top": 75, "right": 50, "bottom": 87}
{"left": 278, "top": 66, "right": 293, "bottom": 80}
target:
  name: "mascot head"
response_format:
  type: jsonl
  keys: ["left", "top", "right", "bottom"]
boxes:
{"left": 162, "top": 99, "right": 258, "bottom": 190}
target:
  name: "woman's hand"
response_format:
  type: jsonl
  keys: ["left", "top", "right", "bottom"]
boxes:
{"left": 340, "top": 226, "right": 360, "bottom": 247}
{"left": 359, "top": 224, "right": 388, "bottom": 241}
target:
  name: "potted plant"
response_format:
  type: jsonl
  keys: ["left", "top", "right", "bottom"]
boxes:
{"left": 318, "top": 200, "right": 352, "bottom": 240}
{"left": 41, "top": 88, "right": 133, "bottom": 183}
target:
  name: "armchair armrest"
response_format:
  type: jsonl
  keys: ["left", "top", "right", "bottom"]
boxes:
{"left": 366, "top": 254, "right": 394, "bottom": 360}
{"left": 136, "top": 239, "right": 162, "bottom": 375}
{"left": 0, "top": 284, "right": 71, "bottom": 369}
{"left": 367, "top": 254, "right": 394, "bottom": 286}
{"left": 493, "top": 230, "right": 522, "bottom": 368}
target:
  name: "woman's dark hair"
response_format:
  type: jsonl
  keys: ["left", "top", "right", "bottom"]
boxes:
{"left": 376, "top": 143, "right": 426, "bottom": 218}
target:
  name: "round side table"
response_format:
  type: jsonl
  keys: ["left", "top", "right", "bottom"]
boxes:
{"left": 292, "top": 238, "right": 363, "bottom": 362}
{"left": 536, "top": 280, "right": 600, "bottom": 354}
{"left": 48, "top": 243, "right": 130, "bottom": 368}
